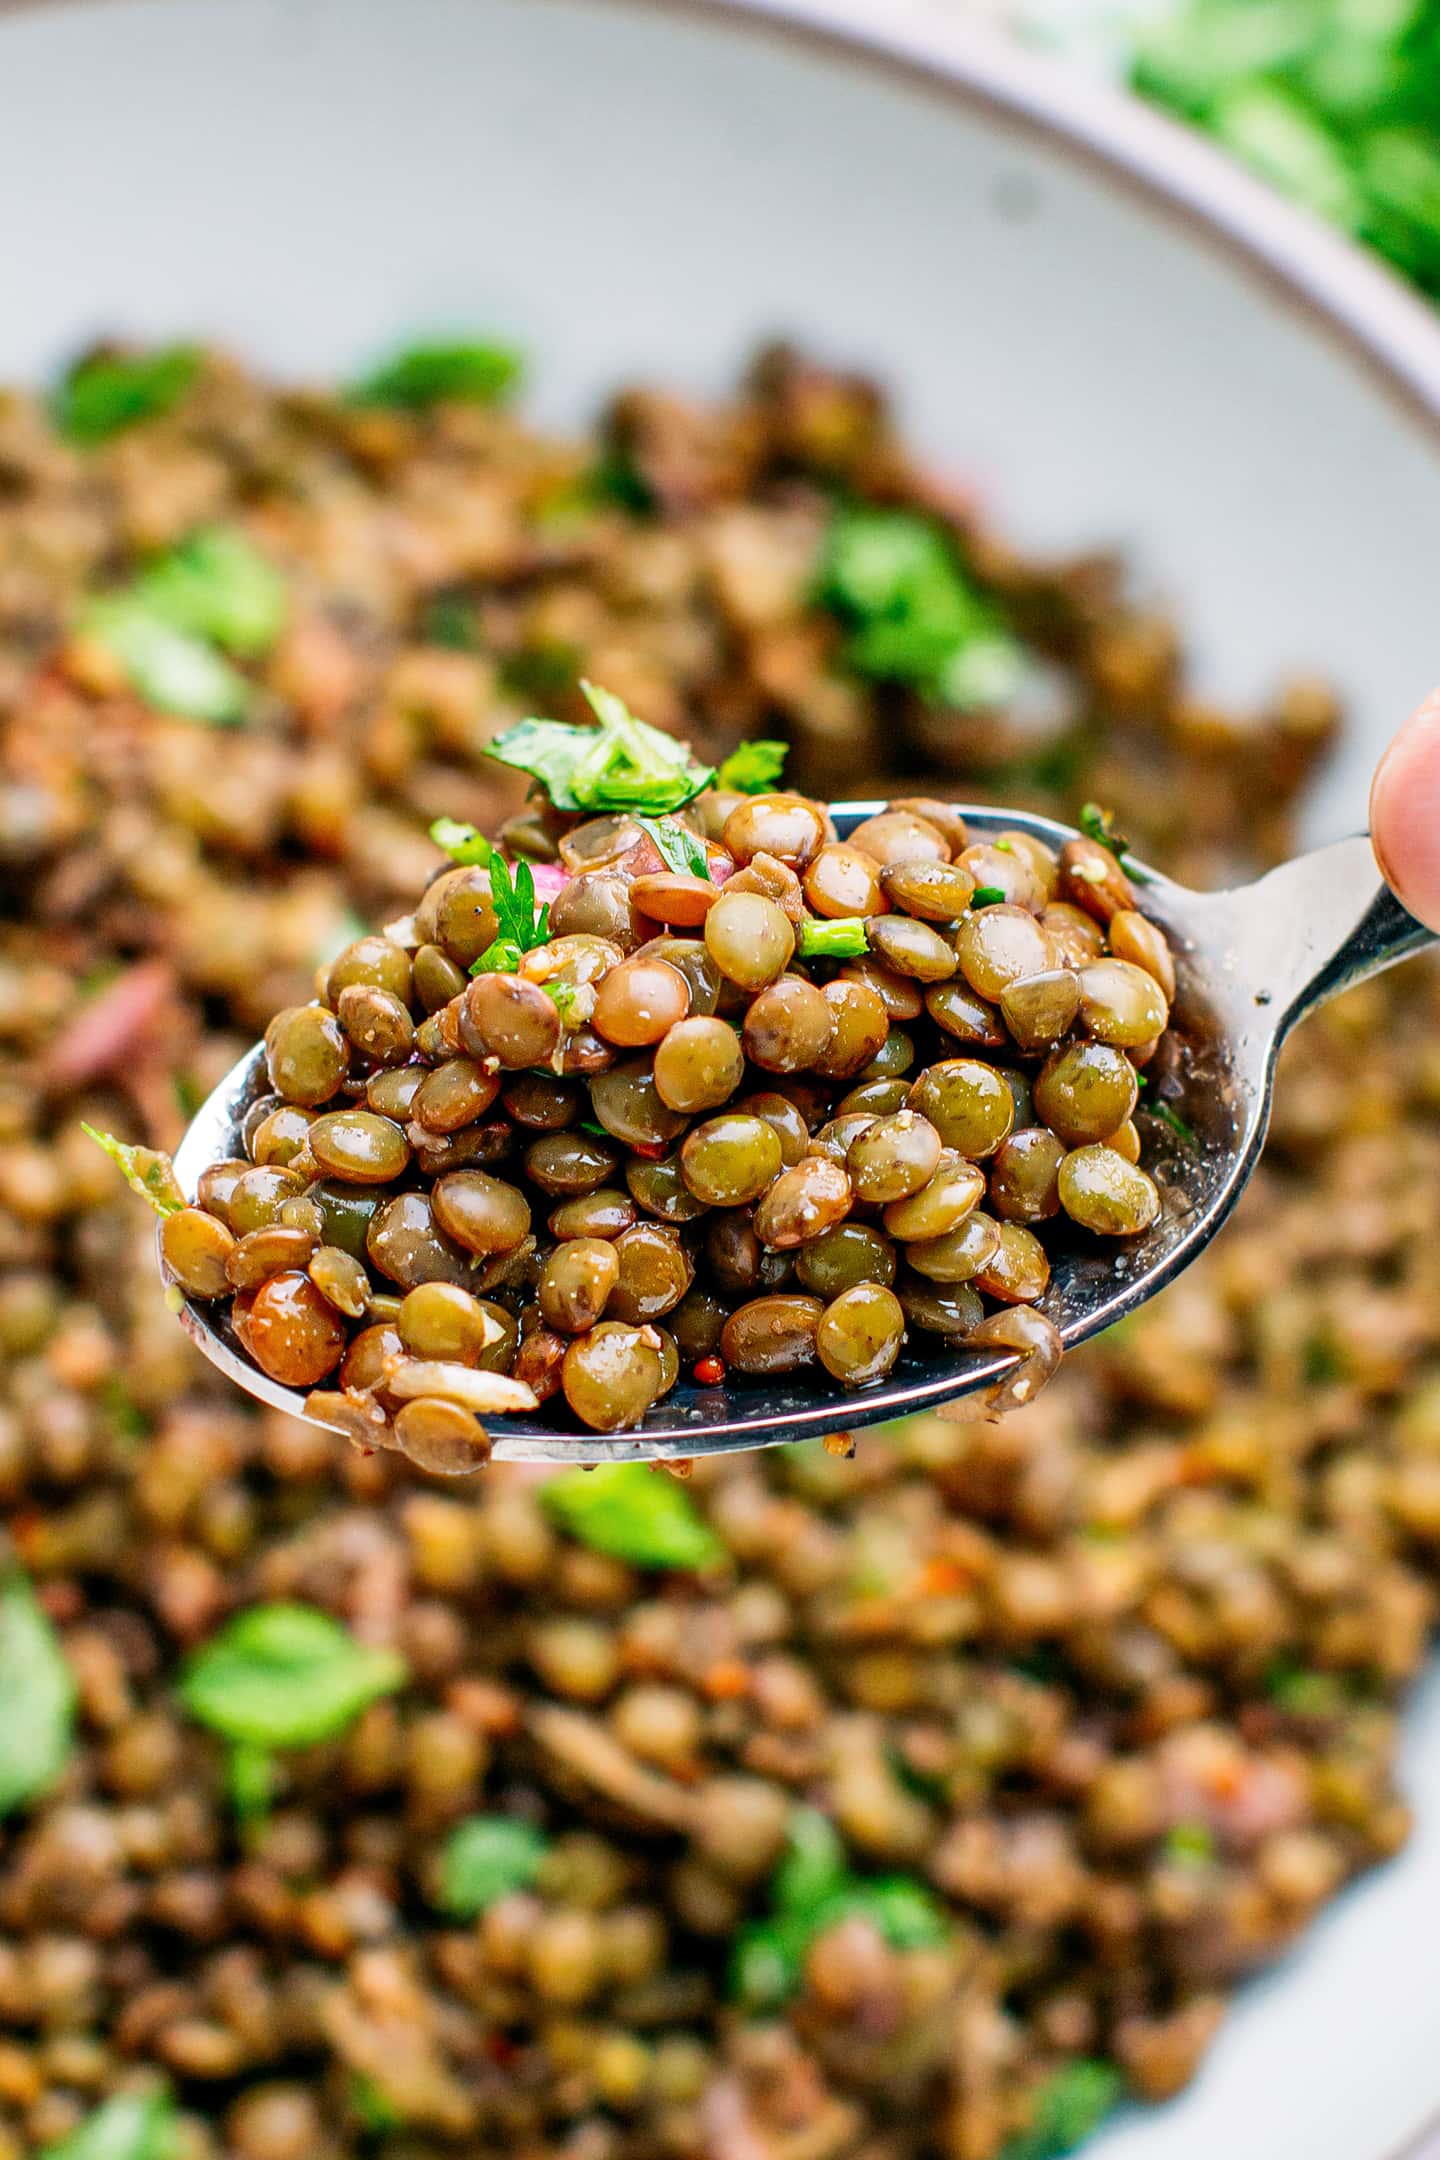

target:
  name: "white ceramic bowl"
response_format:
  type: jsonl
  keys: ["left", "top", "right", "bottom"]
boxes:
{"left": 6, "top": 1, "right": 1440, "bottom": 2152}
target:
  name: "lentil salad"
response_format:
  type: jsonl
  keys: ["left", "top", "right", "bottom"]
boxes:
{"left": 3, "top": 337, "right": 1434, "bottom": 2160}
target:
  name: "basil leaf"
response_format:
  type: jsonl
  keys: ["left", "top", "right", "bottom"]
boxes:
{"left": 997, "top": 2059, "right": 1122, "bottom": 2160}
{"left": 351, "top": 339, "right": 523, "bottom": 410}
{"left": 438, "top": 1816, "right": 548, "bottom": 1917}
{"left": 634, "top": 814, "right": 710, "bottom": 878}
{"left": 179, "top": 1603, "right": 406, "bottom": 1748}
{"left": 541, "top": 1463, "right": 723, "bottom": 1570}
{"left": 715, "top": 740, "right": 789, "bottom": 793}
{"left": 0, "top": 1572, "right": 77, "bottom": 1816}
{"left": 78, "top": 597, "right": 250, "bottom": 725}
{"left": 54, "top": 345, "right": 199, "bottom": 446}
{"left": 40, "top": 2088, "right": 177, "bottom": 2160}
{"left": 136, "top": 527, "right": 286, "bottom": 658}
{"left": 81, "top": 1125, "right": 186, "bottom": 1217}
{"left": 430, "top": 816, "right": 497, "bottom": 867}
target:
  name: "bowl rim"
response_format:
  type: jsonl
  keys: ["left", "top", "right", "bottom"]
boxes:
{"left": 640, "top": 0, "right": 1440, "bottom": 439}
{"left": 3, "top": 0, "right": 1440, "bottom": 439}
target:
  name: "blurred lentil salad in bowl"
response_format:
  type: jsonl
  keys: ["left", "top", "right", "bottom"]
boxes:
{"left": 4, "top": 328, "right": 1438, "bottom": 2160}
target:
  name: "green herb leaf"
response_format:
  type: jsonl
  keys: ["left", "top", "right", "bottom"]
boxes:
{"left": 78, "top": 596, "right": 250, "bottom": 725}
{"left": 438, "top": 1816, "right": 549, "bottom": 1917}
{"left": 731, "top": 1867, "right": 947, "bottom": 2010}
{"left": 774, "top": 1807, "right": 848, "bottom": 1915}
{"left": 81, "top": 1125, "right": 186, "bottom": 1217}
{"left": 0, "top": 1572, "right": 76, "bottom": 1816}
{"left": 136, "top": 527, "right": 286, "bottom": 657}
{"left": 470, "top": 938, "right": 525, "bottom": 976}
{"left": 541, "top": 1462, "right": 723, "bottom": 1570}
{"left": 797, "top": 916, "right": 869, "bottom": 960}
{"left": 349, "top": 2074, "right": 404, "bottom": 2135}
{"left": 715, "top": 740, "right": 789, "bottom": 794}
{"left": 179, "top": 1603, "right": 406, "bottom": 1749}
{"left": 1164, "top": 1821, "right": 1217, "bottom": 1868}
{"left": 486, "top": 856, "right": 550, "bottom": 955}
{"left": 818, "top": 506, "right": 1025, "bottom": 712}
{"left": 351, "top": 339, "right": 524, "bottom": 410}
{"left": 970, "top": 885, "right": 1007, "bottom": 909}
{"left": 998, "top": 2059, "right": 1123, "bottom": 2160}
{"left": 487, "top": 681, "right": 714, "bottom": 814}
{"left": 635, "top": 814, "right": 711, "bottom": 878}
{"left": 227, "top": 1741, "right": 276, "bottom": 1827}
{"left": 430, "top": 816, "right": 497, "bottom": 867}
{"left": 1147, "top": 1099, "right": 1196, "bottom": 1146}
{"left": 54, "top": 345, "right": 200, "bottom": 446}
{"left": 40, "top": 2089, "right": 178, "bottom": 2160}
{"left": 1264, "top": 1658, "right": 1348, "bottom": 1716}
{"left": 1078, "top": 802, "right": 1131, "bottom": 860}
{"left": 99, "top": 1375, "right": 148, "bottom": 1440}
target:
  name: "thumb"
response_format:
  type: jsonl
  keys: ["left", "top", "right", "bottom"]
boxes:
{"left": 1370, "top": 686, "right": 1440, "bottom": 933}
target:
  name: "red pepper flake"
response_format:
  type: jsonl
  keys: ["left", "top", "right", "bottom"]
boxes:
{"left": 693, "top": 1354, "right": 725, "bottom": 1387}
{"left": 918, "top": 1555, "right": 970, "bottom": 1598}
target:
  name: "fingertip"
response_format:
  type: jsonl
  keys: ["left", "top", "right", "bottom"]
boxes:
{"left": 1370, "top": 686, "right": 1440, "bottom": 933}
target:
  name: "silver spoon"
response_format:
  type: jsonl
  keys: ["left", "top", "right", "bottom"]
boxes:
{"left": 166, "top": 803, "right": 1433, "bottom": 1463}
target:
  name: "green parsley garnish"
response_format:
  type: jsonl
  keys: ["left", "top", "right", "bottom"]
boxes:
{"left": 54, "top": 344, "right": 200, "bottom": 446}
{"left": 1146, "top": 1099, "right": 1196, "bottom": 1146}
{"left": 350, "top": 338, "right": 524, "bottom": 410}
{"left": 179, "top": 1603, "right": 405, "bottom": 1750}
{"left": 635, "top": 814, "right": 710, "bottom": 878}
{"left": 430, "top": 816, "right": 497, "bottom": 867}
{"left": 715, "top": 739, "right": 789, "bottom": 794}
{"left": 797, "top": 916, "right": 869, "bottom": 960}
{"left": 135, "top": 527, "right": 286, "bottom": 657}
{"left": 818, "top": 506, "right": 1025, "bottom": 712}
{"left": 437, "top": 1816, "right": 549, "bottom": 1918}
{"left": 39, "top": 2088, "right": 179, "bottom": 2160}
{"left": 77, "top": 596, "right": 250, "bottom": 725}
{"left": 1164, "top": 1821, "right": 1217, "bottom": 1867}
{"left": 541, "top": 1462, "right": 723, "bottom": 1570}
{"left": 731, "top": 1807, "right": 947, "bottom": 2012}
{"left": 82, "top": 1125, "right": 186, "bottom": 1216}
{"left": 998, "top": 2059, "right": 1123, "bottom": 2160}
{"left": 970, "top": 884, "right": 1007, "bottom": 908}
{"left": 469, "top": 857, "right": 550, "bottom": 975}
{"left": 0, "top": 1571, "right": 77, "bottom": 1818}
{"left": 487, "top": 680, "right": 714, "bottom": 815}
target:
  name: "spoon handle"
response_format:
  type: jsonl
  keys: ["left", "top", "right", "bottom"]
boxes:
{"left": 1213, "top": 833, "right": 1436, "bottom": 1039}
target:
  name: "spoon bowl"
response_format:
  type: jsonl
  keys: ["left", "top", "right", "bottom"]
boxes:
{"left": 166, "top": 805, "right": 1431, "bottom": 1461}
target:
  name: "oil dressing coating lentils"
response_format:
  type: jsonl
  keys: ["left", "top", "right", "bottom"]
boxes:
{"left": 115, "top": 688, "right": 1182, "bottom": 1460}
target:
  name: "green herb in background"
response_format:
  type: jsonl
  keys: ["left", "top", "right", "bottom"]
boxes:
{"left": 136, "top": 526, "right": 287, "bottom": 658}
{"left": 99, "top": 1374, "right": 148, "bottom": 1442}
{"left": 730, "top": 1805, "right": 948, "bottom": 2012}
{"left": 437, "top": 1816, "right": 549, "bottom": 1917}
{"left": 76, "top": 596, "right": 251, "bottom": 725}
{"left": 81, "top": 1125, "right": 186, "bottom": 1217}
{"left": 179, "top": 1602, "right": 405, "bottom": 1750}
{"left": 715, "top": 739, "right": 790, "bottom": 793}
{"left": 487, "top": 680, "right": 715, "bottom": 814}
{"left": 422, "top": 592, "right": 482, "bottom": 650}
{"left": 998, "top": 2059, "right": 1123, "bottom": 2160}
{"left": 54, "top": 344, "right": 200, "bottom": 446}
{"left": 349, "top": 2075, "right": 404, "bottom": 2135}
{"left": 541, "top": 1462, "right": 723, "bottom": 1570}
{"left": 818, "top": 505, "right": 1026, "bottom": 712}
{"left": 226, "top": 1740, "right": 278, "bottom": 1829}
{"left": 635, "top": 813, "right": 711, "bottom": 878}
{"left": 1164, "top": 1820, "right": 1218, "bottom": 1867}
{"left": 1133, "top": 0, "right": 1440, "bottom": 301}
{"left": 40, "top": 2088, "right": 178, "bottom": 2160}
{"left": 1264, "top": 1657, "right": 1349, "bottom": 1714}
{"left": 430, "top": 816, "right": 497, "bottom": 867}
{"left": 797, "top": 916, "right": 869, "bottom": 960}
{"left": 350, "top": 338, "right": 524, "bottom": 410}
{"left": 0, "top": 1572, "right": 77, "bottom": 1816}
